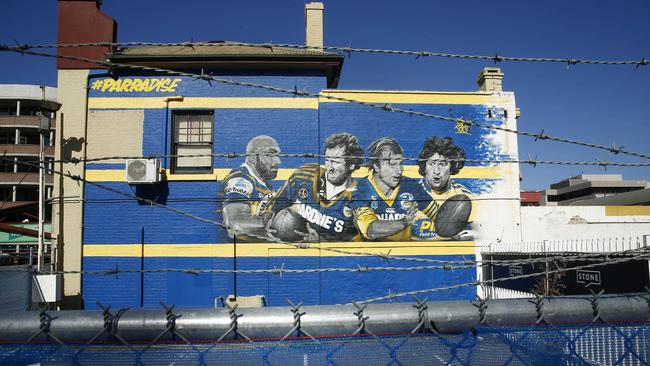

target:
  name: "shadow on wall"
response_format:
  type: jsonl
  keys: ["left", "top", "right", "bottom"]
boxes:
{"left": 134, "top": 182, "right": 169, "bottom": 205}
{"left": 60, "top": 137, "right": 84, "bottom": 162}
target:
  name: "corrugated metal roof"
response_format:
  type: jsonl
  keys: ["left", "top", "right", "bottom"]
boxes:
{"left": 113, "top": 43, "right": 337, "bottom": 57}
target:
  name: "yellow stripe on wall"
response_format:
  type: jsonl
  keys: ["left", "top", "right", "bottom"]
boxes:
{"left": 88, "top": 97, "right": 319, "bottom": 109}
{"left": 319, "top": 90, "right": 510, "bottom": 106}
{"left": 83, "top": 241, "right": 476, "bottom": 257}
{"left": 85, "top": 166, "right": 505, "bottom": 182}
{"left": 88, "top": 93, "right": 511, "bottom": 110}
{"left": 605, "top": 206, "right": 650, "bottom": 216}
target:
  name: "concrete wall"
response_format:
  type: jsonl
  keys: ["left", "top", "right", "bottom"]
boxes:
{"left": 53, "top": 69, "right": 89, "bottom": 309}
{"left": 0, "top": 84, "right": 57, "bottom": 102}
{"left": 520, "top": 206, "right": 650, "bottom": 241}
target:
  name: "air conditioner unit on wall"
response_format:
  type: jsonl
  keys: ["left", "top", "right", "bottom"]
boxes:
{"left": 126, "top": 159, "right": 160, "bottom": 184}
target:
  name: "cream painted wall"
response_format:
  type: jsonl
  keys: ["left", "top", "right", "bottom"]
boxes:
{"left": 53, "top": 69, "right": 89, "bottom": 309}
{"left": 86, "top": 110, "right": 143, "bottom": 162}
{"left": 520, "top": 206, "right": 650, "bottom": 241}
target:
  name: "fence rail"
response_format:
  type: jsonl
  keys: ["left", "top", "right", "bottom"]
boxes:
{"left": 0, "top": 295, "right": 648, "bottom": 342}
{"left": 1, "top": 295, "right": 650, "bottom": 365}
{"left": 483, "top": 235, "right": 649, "bottom": 254}
{"left": 482, "top": 286, "right": 536, "bottom": 300}
{"left": 479, "top": 235, "right": 650, "bottom": 300}
{"left": 0, "top": 243, "right": 51, "bottom": 265}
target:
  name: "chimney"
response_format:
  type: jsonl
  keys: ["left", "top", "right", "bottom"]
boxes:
{"left": 476, "top": 67, "right": 504, "bottom": 92}
{"left": 57, "top": 0, "right": 117, "bottom": 69}
{"left": 305, "top": 2, "right": 324, "bottom": 51}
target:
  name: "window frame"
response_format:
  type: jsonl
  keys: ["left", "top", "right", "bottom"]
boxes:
{"left": 170, "top": 110, "right": 214, "bottom": 174}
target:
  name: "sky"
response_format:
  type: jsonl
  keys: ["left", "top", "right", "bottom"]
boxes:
{"left": 1, "top": 0, "right": 649, "bottom": 191}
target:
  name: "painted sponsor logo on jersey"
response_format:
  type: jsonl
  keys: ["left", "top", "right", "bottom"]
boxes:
{"left": 224, "top": 177, "right": 254, "bottom": 198}
{"left": 375, "top": 212, "right": 406, "bottom": 221}
{"left": 294, "top": 200, "right": 345, "bottom": 232}
{"left": 412, "top": 218, "right": 437, "bottom": 238}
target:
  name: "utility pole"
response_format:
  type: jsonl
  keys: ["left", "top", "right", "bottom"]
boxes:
{"left": 37, "top": 115, "right": 50, "bottom": 272}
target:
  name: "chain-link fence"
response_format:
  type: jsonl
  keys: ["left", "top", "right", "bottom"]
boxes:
{"left": 0, "top": 264, "right": 32, "bottom": 312}
{"left": 1, "top": 295, "right": 650, "bottom": 365}
{"left": 1, "top": 323, "right": 648, "bottom": 365}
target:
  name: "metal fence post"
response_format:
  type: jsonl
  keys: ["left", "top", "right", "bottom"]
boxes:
{"left": 645, "top": 235, "right": 650, "bottom": 290}
{"left": 27, "top": 246, "right": 33, "bottom": 311}
{"left": 233, "top": 235, "right": 237, "bottom": 301}
{"left": 543, "top": 240, "right": 549, "bottom": 296}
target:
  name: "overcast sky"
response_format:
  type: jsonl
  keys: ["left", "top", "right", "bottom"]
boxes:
{"left": 1, "top": 0, "right": 649, "bottom": 190}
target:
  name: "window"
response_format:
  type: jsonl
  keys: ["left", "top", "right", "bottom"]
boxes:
{"left": 171, "top": 111, "right": 214, "bottom": 174}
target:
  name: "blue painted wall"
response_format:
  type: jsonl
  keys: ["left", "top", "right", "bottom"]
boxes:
{"left": 81, "top": 69, "right": 499, "bottom": 309}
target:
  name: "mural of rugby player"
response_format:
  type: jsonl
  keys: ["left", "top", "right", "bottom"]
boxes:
{"left": 264, "top": 132, "right": 363, "bottom": 242}
{"left": 221, "top": 135, "right": 281, "bottom": 239}
{"left": 417, "top": 136, "right": 475, "bottom": 239}
{"left": 350, "top": 137, "right": 433, "bottom": 241}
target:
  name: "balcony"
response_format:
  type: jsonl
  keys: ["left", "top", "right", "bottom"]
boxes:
{"left": 0, "top": 115, "right": 56, "bottom": 130}
{"left": 0, "top": 144, "right": 54, "bottom": 158}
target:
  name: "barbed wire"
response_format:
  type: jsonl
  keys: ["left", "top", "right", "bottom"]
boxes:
{"left": 0, "top": 156, "right": 222, "bottom": 227}
{"left": 59, "top": 197, "right": 523, "bottom": 203}
{"left": 359, "top": 249, "right": 650, "bottom": 303}
{"left": 7, "top": 40, "right": 650, "bottom": 67}
{"left": 2, "top": 45, "right": 650, "bottom": 161}
{"left": 1, "top": 157, "right": 484, "bottom": 266}
{"left": 6, "top": 156, "right": 650, "bottom": 271}
{"left": 18, "top": 247, "right": 646, "bottom": 277}
{"left": 54, "top": 152, "right": 650, "bottom": 168}
{"left": 39, "top": 264, "right": 474, "bottom": 276}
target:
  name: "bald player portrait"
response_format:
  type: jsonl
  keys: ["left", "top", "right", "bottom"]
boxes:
{"left": 221, "top": 135, "right": 281, "bottom": 239}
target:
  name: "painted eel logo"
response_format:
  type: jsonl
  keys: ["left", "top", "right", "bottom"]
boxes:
{"left": 370, "top": 196, "right": 378, "bottom": 210}
{"left": 90, "top": 78, "right": 182, "bottom": 93}
{"left": 455, "top": 119, "right": 472, "bottom": 134}
{"left": 398, "top": 192, "right": 415, "bottom": 210}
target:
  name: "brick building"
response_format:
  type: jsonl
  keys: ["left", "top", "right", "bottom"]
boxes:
{"left": 54, "top": 0, "right": 520, "bottom": 309}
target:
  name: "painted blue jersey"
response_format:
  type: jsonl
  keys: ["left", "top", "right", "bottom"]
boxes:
{"left": 349, "top": 175, "right": 436, "bottom": 241}
{"left": 418, "top": 178, "right": 475, "bottom": 236}
{"left": 222, "top": 163, "right": 275, "bottom": 215}
{"left": 266, "top": 164, "right": 359, "bottom": 241}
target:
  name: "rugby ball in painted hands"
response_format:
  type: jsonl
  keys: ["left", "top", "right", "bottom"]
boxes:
{"left": 269, "top": 208, "right": 307, "bottom": 242}
{"left": 434, "top": 194, "right": 472, "bottom": 238}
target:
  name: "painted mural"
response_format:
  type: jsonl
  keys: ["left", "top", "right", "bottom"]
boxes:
{"left": 81, "top": 72, "right": 519, "bottom": 308}
{"left": 221, "top": 133, "right": 477, "bottom": 243}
